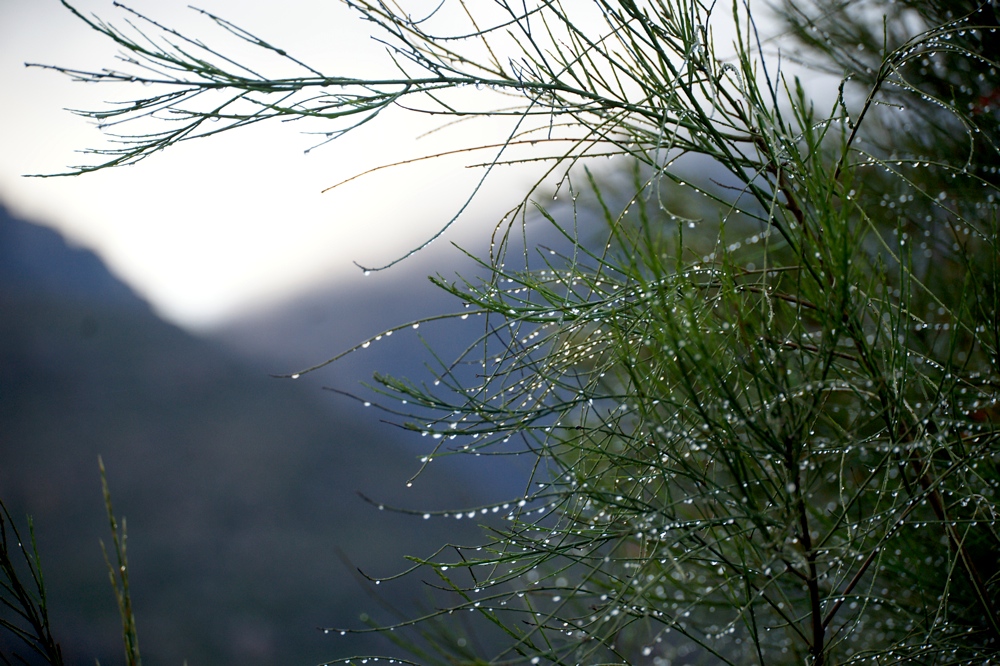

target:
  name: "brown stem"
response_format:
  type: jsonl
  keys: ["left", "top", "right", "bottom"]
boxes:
{"left": 798, "top": 499, "right": 826, "bottom": 665}
{"left": 787, "top": 439, "right": 826, "bottom": 665}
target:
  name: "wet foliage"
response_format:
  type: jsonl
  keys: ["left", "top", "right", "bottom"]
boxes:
{"left": 15, "top": 0, "right": 1000, "bottom": 664}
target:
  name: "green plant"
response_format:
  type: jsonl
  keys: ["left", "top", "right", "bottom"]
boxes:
{"left": 98, "top": 457, "right": 142, "bottom": 666}
{"left": 35, "top": 0, "right": 1000, "bottom": 664}
{"left": 0, "top": 501, "right": 64, "bottom": 666}
{"left": 0, "top": 462, "right": 142, "bottom": 666}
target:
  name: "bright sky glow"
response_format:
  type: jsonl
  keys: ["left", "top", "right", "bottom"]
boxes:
{"left": 0, "top": 0, "right": 536, "bottom": 329}
{"left": 0, "top": 1, "right": 829, "bottom": 330}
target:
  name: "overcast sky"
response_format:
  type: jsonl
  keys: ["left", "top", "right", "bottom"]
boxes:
{"left": 0, "top": 0, "right": 539, "bottom": 329}
{"left": 0, "top": 1, "right": 823, "bottom": 330}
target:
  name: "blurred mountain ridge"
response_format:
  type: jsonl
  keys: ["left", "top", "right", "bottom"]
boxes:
{"left": 0, "top": 204, "right": 145, "bottom": 308}
{"left": 0, "top": 204, "right": 495, "bottom": 665}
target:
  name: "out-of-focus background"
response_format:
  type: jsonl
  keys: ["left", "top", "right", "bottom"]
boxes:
{"left": 0, "top": 2, "right": 540, "bottom": 664}
{"left": 0, "top": 201, "right": 522, "bottom": 664}
{"left": 0, "top": 0, "right": 535, "bottom": 329}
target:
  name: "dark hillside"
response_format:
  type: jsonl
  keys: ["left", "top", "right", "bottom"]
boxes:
{"left": 0, "top": 205, "right": 489, "bottom": 665}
